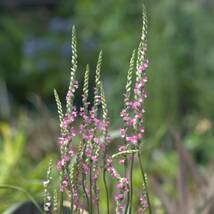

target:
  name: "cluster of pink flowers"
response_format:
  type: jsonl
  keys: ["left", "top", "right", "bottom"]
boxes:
{"left": 60, "top": 107, "right": 78, "bottom": 130}
{"left": 79, "top": 106, "right": 110, "bottom": 173}
{"left": 53, "top": 57, "right": 150, "bottom": 213}
{"left": 66, "top": 80, "right": 78, "bottom": 103}
{"left": 137, "top": 194, "right": 149, "bottom": 213}
{"left": 110, "top": 56, "right": 150, "bottom": 212}
{"left": 115, "top": 177, "right": 129, "bottom": 213}
{"left": 59, "top": 175, "right": 68, "bottom": 192}
{"left": 119, "top": 59, "right": 149, "bottom": 145}
{"left": 106, "top": 158, "right": 120, "bottom": 179}
{"left": 56, "top": 106, "right": 78, "bottom": 175}
{"left": 55, "top": 72, "right": 112, "bottom": 213}
{"left": 46, "top": 15, "right": 152, "bottom": 213}
{"left": 106, "top": 158, "right": 130, "bottom": 213}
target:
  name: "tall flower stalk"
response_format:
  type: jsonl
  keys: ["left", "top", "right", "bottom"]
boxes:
{"left": 44, "top": 5, "right": 152, "bottom": 214}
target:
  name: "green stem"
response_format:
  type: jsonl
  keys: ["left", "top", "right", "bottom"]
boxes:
{"left": 0, "top": 184, "right": 43, "bottom": 214}
{"left": 65, "top": 167, "right": 73, "bottom": 214}
{"left": 103, "top": 168, "right": 110, "bottom": 214}
{"left": 138, "top": 152, "right": 152, "bottom": 214}
{"left": 60, "top": 191, "right": 64, "bottom": 214}
{"left": 129, "top": 153, "right": 135, "bottom": 214}
{"left": 82, "top": 173, "right": 90, "bottom": 211}
{"left": 124, "top": 157, "right": 129, "bottom": 214}
{"left": 70, "top": 190, "right": 73, "bottom": 214}
{"left": 94, "top": 183, "right": 100, "bottom": 214}
{"left": 89, "top": 163, "right": 93, "bottom": 214}
{"left": 112, "top": 149, "right": 139, "bottom": 159}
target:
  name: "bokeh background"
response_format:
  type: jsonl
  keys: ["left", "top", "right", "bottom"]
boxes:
{"left": 0, "top": 0, "right": 214, "bottom": 213}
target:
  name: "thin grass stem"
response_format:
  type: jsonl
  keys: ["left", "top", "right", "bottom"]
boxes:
{"left": 129, "top": 153, "right": 135, "bottom": 214}
{"left": 103, "top": 168, "right": 110, "bottom": 214}
{"left": 138, "top": 152, "right": 152, "bottom": 214}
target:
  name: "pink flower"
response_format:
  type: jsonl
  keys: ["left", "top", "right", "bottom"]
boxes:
{"left": 85, "top": 148, "right": 92, "bottom": 158}
{"left": 126, "top": 135, "right": 138, "bottom": 144}
{"left": 60, "top": 185, "right": 64, "bottom": 192}
{"left": 143, "top": 76, "right": 148, "bottom": 83}
{"left": 140, "top": 195, "right": 148, "bottom": 209}
{"left": 91, "top": 156, "right": 98, "bottom": 162}
{"left": 129, "top": 101, "right": 140, "bottom": 110}
{"left": 68, "top": 149, "right": 75, "bottom": 156}
{"left": 138, "top": 60, "right": 149, "bottom": 72}
{"left": 118, "top": 159, "right": 125, "bottom": 165}
{"left": 119, "top": 204, "right": 125, "bottom": 211}
{"left": 126, "top": 117, "right": 137, "bottom": 127}
{"left": 70, "top": 127, "right": 77, "bottom": 137}
{"left": 140, "top": 127, "right": 144, "bottom": 133}
{"left": 115, "top": 193, "right": 124, "bottom": 201}
{"left": 122, "top": 177, "right": 129, "bottom": 184}
{"left": 56, "top": 160, "right": 62, "bottom": 170}
{"left": 58, "top": 137, "right": 66, "bottom": 145}
{"left": 118, "top": 146, "right": 126, "bottom": 152}
{"left": 94, "top": 137, "right": 100, "bottom": 145}
{"left": 62, "top": 180, "right": 68, "bottom": 186}
{"left": 60, "top": 176, "right": 69, "bottom": 192}
{"left": 120, "top": 128, "right": 126, "bottom": 138}
{"left": 83, "top": 163, "right": 89, "bottom": 174}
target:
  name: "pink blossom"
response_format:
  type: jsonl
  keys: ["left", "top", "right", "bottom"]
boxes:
{"left": 58, "top": 137, "right": 66, "bottom": 145}
{"left": 91, "top": 156, "right": 98, "bottom": 162}
{"left": 140, "top": 127, "right": 145, "bottom": 133}
{"left": 126, "top": 117, "right": 137, "bottom": 127}
{"left": 62, "top": 180, "right": 68, "bottom": 186}
{"left": 138, "top": 60, "right": 149, "bottom": 72}
{"left": 118, "top": 145, "right": 126, "bottom": 152}
{"left": 119, "top": 204, "right": 125, "bottom": 211}
{"left": 94, "top": 137, "right": 100, "bottom": 145}
{"left": 70, "top": 127, "right": 77, "bottom": 137}
{"left": 85, "top": 148, "right": 92, "bottom": 158}
{"left": 120, "top": 128, "right": 126, "bottom": 138}
{"left": 126, "top": 135, "right": 138, "bottom": 144}
{"left": 83, "top": 163, "right": 89, "bottom": 173}
{"left": 68, "top": 149, "right": 75, "bottom": 156}
{"left": 140, "top": 195, "right": 148, "bottom": 209}
{"left": 122, "top": 177, "right": 129, "bottom": 184}
{"left": 115, "top": 193, "right": 124, "bottom": 201}
{"left": 118, "top": 159, "right": 125, "bottom": 165}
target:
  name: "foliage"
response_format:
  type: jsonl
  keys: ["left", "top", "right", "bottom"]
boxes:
{"left": 0, "top": 122, "right": 56, "bottom": 212}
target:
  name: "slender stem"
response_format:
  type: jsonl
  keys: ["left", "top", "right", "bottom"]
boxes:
{"left": 59, "top": 170, "right": 64, "bottom": 214}
{"left": 124, "top": 157, "right": 130, "bottom": 214}
{"left": 103, "top": 168, "right": 110, "bottom": 214}
{"left": 70, "top": 190, "right": 73, "bottom": 214}
{"left": 0, "top": 184, "right": 43, "bottom": 214}
{"left": 60, "top": 191, "right": 64, "bottom": 214}
{"left": 89, "top": 163, "right": 93, "bottom": 214}
{"left": 97, "top": 200, "right": 100, "bottom": 214}
{"left": 82, "top": 173, "right": 90, "bottom": 211}
{"left": 94, "top": 183, "right": 100, "bottom": 214}
{"left": 124, "top": 156, "right": 128, "bottom": 176}
{"left": 81, "top": 142, "right": 90, "bottom": 211}
{"left": 65, "top": 167, "right": 73, "bottom": 214}
{"left": 129, "top": 153, "right": 135, "bottom": 214}
{"left": 138, "top": 152, "right": 152, "bottom": 214}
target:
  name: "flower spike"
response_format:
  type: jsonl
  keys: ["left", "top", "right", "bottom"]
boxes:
{"left": 66, "top": 25, "right": 78, "bottom": 113}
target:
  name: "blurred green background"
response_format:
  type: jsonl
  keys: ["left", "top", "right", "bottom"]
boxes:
{"left": 0, "top": 0, "right": 214, "bottom": 213}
